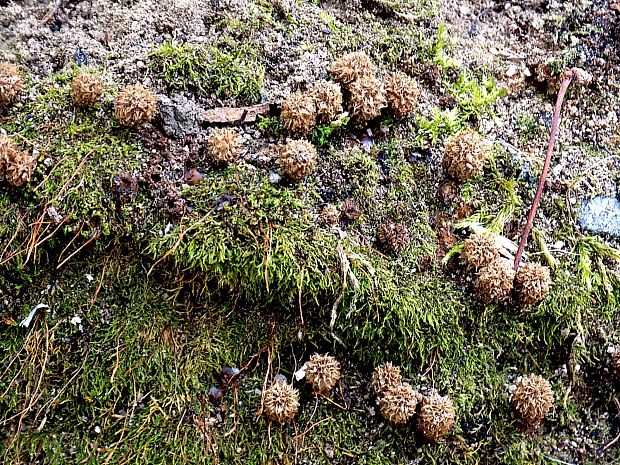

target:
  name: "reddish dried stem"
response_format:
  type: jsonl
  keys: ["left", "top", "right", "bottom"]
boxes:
{"left": 514, "top": 72, "right": 575, "bottom": 271}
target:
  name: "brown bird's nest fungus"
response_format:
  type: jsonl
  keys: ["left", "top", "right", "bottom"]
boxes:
{"left": 207, "top": 128, "right": 244, "bottom": 165}
{"left": 384, "top": 72, "right": 420, "bottom": 118}
{"left": 511, "top": 374, "right": 553, "bottom": 425}
{"left": 460, "top": 232, "right": 500, "bottom": 270}
{"left": 474, "top": 257, "right": 515, "bottom": 303}
{"left": 370, "top": 362, "right": 402, "bottom": 396}
{"left": 417, "top": 392, "right": 456, "bottom": 441}
{"left": 378, "top": 383, "right": 420, "bottom": 424}
{"left": 71, "top": 72, "right": 104, "bottom": 108}
{"left": 376, "top": 222, "right": 410, "bottom": 255}
{"left": 310, "top": 81, "right": 343, "bottom": 124}
{"left": 347, "top": 76, "right": 386, "bottom": 123}
{"left": 443, "top": 130, "right": 489, "bottom": 181}
{"left": 280, "top": 90, "right": 317, "bottom": 136}
{"left": 115, "top": 83, "right": 157, "bottom": 128}
{"left": 514, "top": 262, "right": 552, "bottom": 305}
{"left": 263, "top": 379, "right": 300, "bottom": 423}
{"left": 331, "top": 51, "right": 376, "bottom": 85}
{"left": 305, "top": 354, "right": 341, "bottom": 394}
{"left": 0, "top": 134, "right": 35, "bottom": 186}
{"left": 279, "top": 139, "right": 318, "bottom": 181}
{"left": 0, "top": 62, "right": 24, "bottom": 107}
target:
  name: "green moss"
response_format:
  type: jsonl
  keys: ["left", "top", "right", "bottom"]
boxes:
{"left": 148, "top": 41, "right": 211, "bottom": 93}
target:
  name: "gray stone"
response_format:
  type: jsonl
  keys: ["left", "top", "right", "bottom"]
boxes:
{"left": 157, "top": 94, "right": 204, "bottom": 139}
{"left": 579, "top": 196, "right": 620, "bottom": 237}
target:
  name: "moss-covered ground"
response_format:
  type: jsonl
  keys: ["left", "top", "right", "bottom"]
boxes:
{"left": 2, "top": 1, "right": 620, "bottom": 464}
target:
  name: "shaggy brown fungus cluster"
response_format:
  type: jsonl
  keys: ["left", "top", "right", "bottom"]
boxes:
{"left": 310, "top": 81, "right": 343, "bottom": 124}
{"left": 460, "top": 232, "right": 499, "bottom": 270}
{"left": 331, "top": 51, "right": 376, "bottom": 85}
{"left": 115, "top": 83, "right": 157, "bottom": 128}
{"left": 384, "top": 72, "right": 420, "bottom": 118}
{"left": 0, "top": 134, "right": 35, "bottom": 186}
{"left": 511, "top": 374, "right": 553, "bottom": 425}
{"left": 348, "top": 76, "right": 386, "bottom": 123}
{"left": 376, "top": 222, "right": 410, "bottom": 255}
{"left": 281, "top": 91, "right": 317, "bottom": 136}
{"left": 378, "top": 383, "right": 420, "bottom": 424}
{"left": 305, "top": 354, "right": 341, "bottom": 394}
{"left": 279, "top": 139, "right": 318, "bottom": 181}
{"left": 514, "top": 262, "right": 552, "bottom": 305}
{"left": 207, "top": 128, "right": 244, "bottom": 165}
{"left": 474, "top": 257, "right": 515, "bottom": 303}
{"left": 71, "top": 72, "right": 104, "bottom": 108}
{"left": 370, "top": 362, "right": 402, "bottom": 396}
{"left": 417, "top": 392, "right": 456, "bottom": 442}
{"left": 0, "top": 62, "right": 24, "bottom": 107}
{"left": 263, "top": 379, "right": 300, "bottom": 423}
{"left": 443, "top": 130, "right": 489, "bottom": 181}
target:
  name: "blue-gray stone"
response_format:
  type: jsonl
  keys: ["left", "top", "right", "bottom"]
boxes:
{"left": 579, "top": 196, "right": 620, "bottom": 237}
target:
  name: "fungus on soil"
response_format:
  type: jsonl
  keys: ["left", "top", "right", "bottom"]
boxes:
{"left": 115, "top": 83, "right": 157, "bottom": 128}
{"left": 378, "top": 383, "right": 420, "bottom": 425}
{"left": 417, "top": 392, "right": 456, "bottom": 442}
{"left": 263, "top": 379, "right": 300, "bottom": 424}
{"left": 279, "top": 139, "right": 318, "bottom": 181}
{"left": 370, "top": 363, "right": 402, "bottom": 396}
{"left": 0, "top": 62, "right": 24, "bottom": 107}
{"left": 281, "top": 91, "right": 317, "bottom": 136}
{"left": 511, "top": 374, "right": 553, "bottom": 425}
{"left": 304, "top": 354, "right": 341, "bottom": 395}
{"left": 71, "top": 72, "right": 104, "bottom": 108}
{"left": 443, "top": 130, "right": 488, "bottom": 181}
{"left": 208, "top": 128, "right": 244, "bottom": 165}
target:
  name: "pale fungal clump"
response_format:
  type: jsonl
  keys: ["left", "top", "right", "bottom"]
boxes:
{"left": 115, "top": 83, "right": 157, "bottom": 128}
{"left": 279, "top": 139, "right": 318, "bottom": 181}
{"left": 514, "top": 262, "right": 552, "bottom": 305}
{"left": 378, "top": 383, "right": 420, "bottom": 424}
{"left": 460, "top": 233, "right": 500, "bottom": 270}
{"left": 305, "top": 354, "right": 341, "bottom": 394}
{"left": 280, "top": 91, "right": 317, "bottom": 136}
{"left": 319, "top": 204, "right": 340, "bottom": 226}
{"left": 70, "top": 72, "right": 104, "bottom": 108}
{"left": 376, "top": 222, "right": 410, "bottom": 255}
{"left": 263, "top": 379, "right": 300, "bottom": 423}
{"left": 207, "top": 128, "right": 244, "bottom": 165}
{"left": 370, "top": 362, "right": 402, "bottom": 396}
{"left": 347, "top": 76, "right": 386, "bottom": 123}
{"left": 310, "top": 81, "right": 343, "bottom": 124}
{"left": 511, "top": 374, "right": 553, "bottom": 425}
{"left": 443, "top": 130, "right": 489, "bottom": 181}
{"left": 417, "top": 392, "right": 456, "bottom": 441}
{"left": 0, "top": 62, "right": 24, "bottom": 107}
{"left": 384, "top": 72, "right": 420, "bottom": 117}
{"left": 331, "top": 51, "right": 376, "bottom": 85}
{"left": 0, "top": 134, "right": 35, "bottom": 186}
{"left": 474, "top": 257, "right": 515, "bottom": 303}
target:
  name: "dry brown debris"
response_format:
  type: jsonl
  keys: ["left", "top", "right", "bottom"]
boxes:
{"left": 0, "top": 62, "right": 24, "bottom": 107}
{"left": 70, "top": 72, "right": 104, "bottom": 107}
{"left": 460, "top": 233, "right": 500, "bottom": 270}
{"left": 207, "top": 128, "right": 244, "bottom": 165}
{"left": 115, "top": 83, "right": 157, "bottom": 128}
{"left": 443, "top": 130, "right": 488, "bottom": 181}
{"left": 305, "top": 354, "right": 341, "bottom": 394}
{"left": 474, "top": 257, "right": 515, "bottom": 303}
{"left": 370, "top": 362, "right": 402, "bottom": 396}
{"left": 331, "top": 52, "right": 376, "bottom": 85}
{"left": 417, "top": 392, "right": 456, "bottom": 441}
{"left": 279, "top": 139, "right": 318, "bottom": 181}
{"left": 384, "top": 72, "right": 420, "bottom": 117}
{"left": 378, "top": 383, "right": 420, "bottom": 424}
{"left": 514, "top": 262, "right": 552, "bottom": 305}
{"left": 511, "top": 374, "right": 553, "bottom": 425}
{"left": 281, "top": 91, "right": 317, "bottom": 136}
{"left": 263, "top": 380, "right": 300, "bottom": 423}
{"left": 310, "top": 81, "right": 343, "bottom": 124}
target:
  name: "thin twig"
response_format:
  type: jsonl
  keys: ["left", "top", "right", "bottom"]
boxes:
{"left": 514, "top": 68, "right": 590, "bottom": 270}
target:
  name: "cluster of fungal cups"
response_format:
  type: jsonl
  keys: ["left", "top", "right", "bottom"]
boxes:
{"left": 510, "top": 374, "right": 554, "bottom": 426}
{"left": 331, "top": 51, "right": 420, "bottom": 123}
{"left": 263, "top": 354, "right": 341, "bottom": 424}
{"left": 371, "top": 363, "right": 456, "bottom": 441}
{"left": 460, "top": 232, "right": 552, "bottom": 305}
